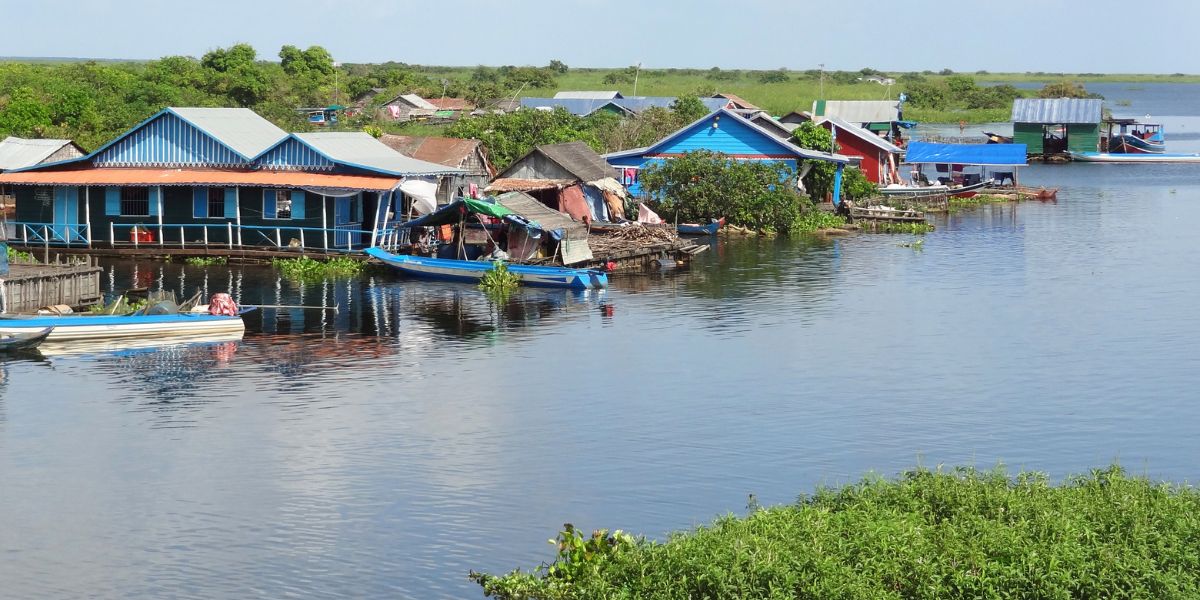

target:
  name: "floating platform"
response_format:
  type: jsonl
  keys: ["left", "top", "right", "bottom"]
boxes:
{"left": 1070, "top": 151, "right": 1200, "bottom": 163}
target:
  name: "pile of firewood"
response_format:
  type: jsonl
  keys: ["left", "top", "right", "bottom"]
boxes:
{"left": 586, "top": 223, "right": 678, "bottom": 255}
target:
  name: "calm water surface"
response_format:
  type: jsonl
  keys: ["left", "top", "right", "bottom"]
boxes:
{"left": 3, "top": 163, "right": 1200, "bottom": 597}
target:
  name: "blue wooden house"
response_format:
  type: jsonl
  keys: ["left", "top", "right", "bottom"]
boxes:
{"left": 0, "top": 107, "right": 461, "bottom": 252}
{"left": 604, "top": 107, "right": 850, "bottom": 202}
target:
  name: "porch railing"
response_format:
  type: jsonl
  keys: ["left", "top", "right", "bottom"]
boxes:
{"left": 4, "top": 221, "right": 381, "bottom": 254}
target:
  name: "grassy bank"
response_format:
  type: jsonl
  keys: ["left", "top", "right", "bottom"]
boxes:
{"left": 473, "top": 465, "right": 1200, "bottom": 599}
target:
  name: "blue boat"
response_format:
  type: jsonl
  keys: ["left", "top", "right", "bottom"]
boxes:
{"left": 1070, "top": 151, "right": 1200, "bottom": 163}
{"left": 1104, "top": 119, "right": 1166, "bottom": 154}
{"left": 676, "top": 217, "right": 725, "bottom": 236}
{"left": 364, "top": 247, "right": 607, "bottom": 290}
{"left": 0, "top": 312, "right": 247, "bottom": 342}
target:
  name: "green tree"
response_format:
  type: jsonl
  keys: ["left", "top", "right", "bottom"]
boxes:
{"left": 547, "top": 59, "right": 568, "bottom": 74}
{"left": 669, "top": 95, "right": 708, "bottom": 123}
{"left": 790, "top": 122, "right": 835, "bottom": 200}
{"left": 445, "top": 107, "right": 600, "bottom": 171}
{"left": 758, "top": 68, "right": 789, "bottom": 84}
{"left": 1038, "top": 80, "right": 1098, "bottom": 99}
{"left": 0, "top": 86, "right": 52, "bottom": 137}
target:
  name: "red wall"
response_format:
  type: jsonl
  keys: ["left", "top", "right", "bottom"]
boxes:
{"left": 831, "top": 128, "right": 885, "bottom": 184}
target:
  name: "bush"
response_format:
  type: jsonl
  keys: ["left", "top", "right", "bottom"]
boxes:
{"left": 638, "top": 150, "right": 813, "bottom": 234}
{"left": 272, "top": 256, "right": 364, "bottom": 280}
{"left": 473, "top": 465, "right": 1200, "bottom": 600}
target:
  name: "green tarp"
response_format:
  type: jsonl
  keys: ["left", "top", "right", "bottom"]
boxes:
{"left": 399, "top": 198, "right": 514, "bottom": 228}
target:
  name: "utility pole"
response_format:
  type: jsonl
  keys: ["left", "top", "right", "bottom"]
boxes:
{"left": 633, "top": 62, "right": 642, "bottom": 96}
{"left": 818, "top": 63, "right": 825, "bottom": 99}
{"left": 333, "top": 61, "right": 341, "bottom": 105}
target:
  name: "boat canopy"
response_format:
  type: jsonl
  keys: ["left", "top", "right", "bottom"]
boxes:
{"left": 905, "top": 141, "right": 1028, "bottom": 166}
{"left": 400, "top": 198, "right": 514, "bottom": 228}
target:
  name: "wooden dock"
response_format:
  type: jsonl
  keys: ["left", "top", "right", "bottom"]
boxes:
{"left": 1, "top": 257, "right": 103, "bottom": 313}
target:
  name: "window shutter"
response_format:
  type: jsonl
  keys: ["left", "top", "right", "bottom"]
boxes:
{"left": 105, "top": 187, "right": 119, "bottom": 216}
{"left": 224, "top": 188, "right": 238, "bottom": 219}
{"left": 148, "top": 186, "right": 161, "bottom": 216}
{"left": 290, "top": 190, "right": 305, "bottom": 219}
{"left": 263, "top": 189, "right": 277, "bottom": 219}
{"left": 193, "top": 187, "right": 208, "bottom": 219}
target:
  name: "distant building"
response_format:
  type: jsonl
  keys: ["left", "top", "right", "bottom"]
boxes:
{"left": 488, "top": 141, "right": 626, "bottom": 223}
{"left": 734, "top": 110, "right": 795, "bottom": 139}
{"left": 812, "top": 100, "right": 908, "bottom": 144}
{"left": 604, "top": 107, "right": 849, "bottom": 198}
{"left": 0, "top": 137, "right": 85, "bottom": 216}
{"left": 381, "top": 93, "right": 438, "bottom": 121}
{"left": 712, "top": 93, "right": 759, "bottom": 110}
{"left": 378, "top": 135, "right": 494, "bottom": 203}
{"left": 1011, "top": 98, "right": 1102, "bottom": 157}
{"left": 779, "top": 111, "right": 814, "bottom": 127}
{"left": 519, "top": 96, "right": 729, "bottom": 117}
{"left": 553, "top": 91, "right": 624, "bottom": 100}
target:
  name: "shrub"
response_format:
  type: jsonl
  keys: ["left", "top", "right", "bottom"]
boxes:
{"left": 272, "top": 256, "right": 364, "bottom": 280}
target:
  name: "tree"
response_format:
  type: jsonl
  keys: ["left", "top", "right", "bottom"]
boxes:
{"left": 279, "top": 45, "right": 307, "bottom": 76}
{"left": 0, "top": 86, "right": 52, "bottom": 137}
{"left": 201, "top": 43, "right": 257, "bottom": 73}
{"left": 669, "top": 95, "right": 708, "bottom": 123}
{"left": 1038, "top": 80, "right": 1098, "bottom": 99}
{"left": 547, "top": 60, "right": 568, "bottom": 74}
{"left": 638, "top": 150, "right": 810, "bottom": 233}
{"left": 790, "top": 122, "right": 836, "bottom": 200}
{"left": 758, "top": 68, "right": 789, "bottom": 84}
{"left": 445, "top": 107, "right": 600, "bottom": 171}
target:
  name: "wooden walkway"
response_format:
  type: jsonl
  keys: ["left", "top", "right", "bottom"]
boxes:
{"left": 2, "top": 257, "right": 103, "bottom": 313}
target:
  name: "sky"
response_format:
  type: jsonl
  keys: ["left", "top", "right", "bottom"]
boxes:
{"left": 1, "top": 0, "right": 1199, "bottom": 74}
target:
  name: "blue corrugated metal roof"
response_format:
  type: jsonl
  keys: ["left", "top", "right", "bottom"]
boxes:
{"left": 614, "top": 97, "right": 729, "bottom": 113}
{"left": 1011, "top": 98, "right": 1102, "bottom": 124}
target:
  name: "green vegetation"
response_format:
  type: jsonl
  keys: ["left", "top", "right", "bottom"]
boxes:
{"left": 639, "top": 150, "right": 830, "bottom": 235}
{"left": 271, "top": 256, "right": 364, "bottom": 279}
{"left": 793, "top": 211, "right": 848, "bottom": 233}
{"left": 473, "top": 465, "right": 1200, "bottom": 600}
{"left": 862, "top": 221, "right": 935, "bottom": 234}
{"left": 5, "top": 245, "right": 35, "bottom": 263}
{"left": 184, "top": 256, "right": 227, "bottom": 266}
{"left": 478, "top": 261, "right": 520, "bottom": 301}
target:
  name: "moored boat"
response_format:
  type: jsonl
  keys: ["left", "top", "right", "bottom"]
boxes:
{"left": 0, "top": 312, "right": 247, "bottom": 342}
{"left": 364, "top": 247, "right": 607, "bottom": 290}
{"left": 1070, "top": 151, "right": 1200, "bottom": 163}
{"left": 880, "top": 180, "right": 989, "bottom": 199}
{"left": 1103, "top": 119, "right": 1165, "bottom": 154}
{"left": 0, "top": 327, "right": 53, "bottom": 351}
{"left": 676, "top": 217, "right": 725, "bottom": 236}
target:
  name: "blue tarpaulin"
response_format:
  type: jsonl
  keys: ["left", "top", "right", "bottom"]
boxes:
{"left": 904, "top": 142, "right": 1028, "bottom": 166}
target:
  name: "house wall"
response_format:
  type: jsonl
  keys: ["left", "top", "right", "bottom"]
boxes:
{"left": 503, "top": 153, "right": 576, "bottom": 180}
{"left": 1013, "top": 123, "right": 1044, "bottom": 154}
{"left": 1067, "top": 124, "right": 1100, "bottom": 153}
{"left": 832, "top": 133, "right": 885, "bottom": 184}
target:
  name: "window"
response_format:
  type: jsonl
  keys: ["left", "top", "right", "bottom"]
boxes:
{"left": 120, "top": 187, "right": 149, "bottom": 216}
{"left": 207, "top": 187, "right": 225, "bottom": 219}
{"left": 264, "top": 189, "right": 291, "bottom": 219}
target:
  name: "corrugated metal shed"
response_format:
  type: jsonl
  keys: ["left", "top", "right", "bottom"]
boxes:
{"left": 0, "top": 137, "right": 82, "bottom": 171}
{"left": 499, "top": 141, "right": 614, "bottom": 182}
{"left": 519, "top": 98, "right": 632, "bottom": 117}
{"left": 394, "top": 94, "right": 438, "bottom": 110}
{"left": 812, "top": 100, "right": 900, "bottom": 123}
{"left": 553, "top": 91, "right": 623, "bottom": 100}
{"left": 290, "top": 132, "right": 465, "bottom": 176}
{"left": 170, "top": 107, "right": 288, "bottom": 158}
{"left": 1011, "top": 98, "right": 1102, "bottom": 124}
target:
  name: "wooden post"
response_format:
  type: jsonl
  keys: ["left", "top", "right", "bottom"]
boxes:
{"left": 369, "top": 191, "right": 381, "bottom": 248}
{"left": 300, "top": 228, "right": 305, "bottom": 250}
{"left": 156, "top": 187, "right": 164, "bottom": 247}
{"left": 235, "top": 187, "right": 243, "bottom": 247}
{"left": 275, "top": 228, "right": 281, "bottom": 248}
{"left": 226, "top": 222, "right": 233, "bottom": 249}
{"left": 109, "top": 222, "right": 114, "bottom": 246}
{"left": 43, "top": 225, "right": 49, "bottom": 263}
{"left": 321, "top": 194, "right": 329, "bottom": 252}
{"left": 203, "top": 225, "right": 209, "bottom": 247}
{"left": 180, "top": 226, "right": 186, "bottom": 249}
{"left": 84, "top": 186, "right": 92, "bottom": 248}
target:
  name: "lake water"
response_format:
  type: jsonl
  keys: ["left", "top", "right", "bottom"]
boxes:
{"left": 4, "top": 92, "right": 1200, "bottom": 598}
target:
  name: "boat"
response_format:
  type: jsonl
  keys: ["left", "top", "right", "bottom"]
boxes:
{"left": 0, "top": 312, "right": 247, "bottom": 342}
{"left": 1070, "top": 151, "right": 1200, "bottom": 163}
{"left": 1103, "top": 118, "right": 1165, "bottom": 154}
{"left": 676, "top": 217, "right": 725, "bottom": 236}
{"left": 983, "top": 131, "right": 1013, "bottom": 144}
{"left": 364, "top": 246, "right": 608, "bottom": 290}
{"left": 0, "top": 327, "right": 53, "bottom": 351}
{"left": 879, "top": 180, "right": 989, "bottom": 199}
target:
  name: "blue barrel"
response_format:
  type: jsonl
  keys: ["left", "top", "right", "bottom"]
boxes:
{"left": 0, "top": 240, "right": 8, "bottom": 276}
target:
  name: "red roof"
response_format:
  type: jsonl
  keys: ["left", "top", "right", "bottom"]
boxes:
{"left": 377, "top": 135, "right": 492, "bottom": 175}
{"left": 0, "top": 168, "right": 402, "bottom": 191}
{"left": 426, "top": 97, "right": 475, "bottom": 111}
{"left": 715, "top": 93, "right": 759, "bottom": 110}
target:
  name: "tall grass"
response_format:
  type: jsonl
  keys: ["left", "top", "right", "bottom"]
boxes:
{"left": 473, "top": 465, "right": 1200, "bottom": 600}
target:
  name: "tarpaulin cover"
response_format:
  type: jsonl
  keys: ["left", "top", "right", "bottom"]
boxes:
{"left": 398, "top": 198, "right": 514, "bottom": 228}
{"left": 904, "top": 142, "right": 1028, "bottom": 166}
{"left": 399, "top": 178, "right": 438, "bottom": 215}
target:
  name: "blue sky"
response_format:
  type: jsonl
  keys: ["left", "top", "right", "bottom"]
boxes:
{"left": 1, "top": 0, "right": 1197, "bottom": 73}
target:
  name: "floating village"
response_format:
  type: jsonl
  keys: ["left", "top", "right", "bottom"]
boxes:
{"left": 0, "top": 90, "right": 1185, "bottom": 348}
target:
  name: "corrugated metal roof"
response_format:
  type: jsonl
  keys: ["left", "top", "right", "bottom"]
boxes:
{"left": 519, "top": 98, "right": 632, "bottom": 116}
{"left": 494, "top": 191, "right": 587, "bottom": 238}
{"left": 377, "top": 135, "right": 488, "bottom": 173}
{"left": 426, "top": 97, "right": 475, "bottom": 111}
{"left": 553, "top": 91, "right": 623, "bottom": 100}
{"left": 0, "top": 137, "right": 78, "bottom": 171}
{"left": 820, "top": 116, "right": 903, "bottom": 154}
{"left": 497, "top": 141, "right": 614, "bottom": 182}
{"left": 714, "top": 93, "right": 759, "bottom": 110}
{"left": 614, "top": 97, "right": 729, "bottom": 114}
{"left": 0, "top": 168, "right": 402, "bottom": 191}
{"left": 396, "top": 94, "right": 437, "bottom": 110}
{"left": 485, "top": 178, "right": 575, "bottom": 192}
{"left": 1011, "top": 98, "right": 1102, "bottom": 124}
{"left": 169, "top": 107, "right": 288, "bottom": 159}
{"left": 291, "top": 132, "right": 466, "bottom": 177}
{"left": 813, "top": 100, "right": 900, "bottom": 123}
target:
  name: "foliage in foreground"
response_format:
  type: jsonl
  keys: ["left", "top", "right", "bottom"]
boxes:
{"left": 479, "top": 261, "right": 521, "bottom": 301}
{"left": 271, "top": 256, "right": 364, "bottom": 280}
{"left": 184, "top": 256, "right": 227, "bottom": 266}
{"left": 6, "top": 245, "right": 35, "bottom": 263}
{"left": 473, "top": 465, "right": 1200, "bottom": 600}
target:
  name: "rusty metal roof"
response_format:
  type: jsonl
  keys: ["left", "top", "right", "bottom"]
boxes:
{"left": 377, "top": 135, "right": 490, "bottom": 174}
{"left": 1011, "top": 98, "right": 1102, "bottom": 124}
{"left": 714, "top": 93, "right": 759, "bottom": 110}
{"left": 426, "top": 98, "right": 475, "bottom": 111}
{"left": 0, "top": 168, "right": 402, "bottom": 191}
{"left": 485, "top": 178, "right": 575, "bottom": 192}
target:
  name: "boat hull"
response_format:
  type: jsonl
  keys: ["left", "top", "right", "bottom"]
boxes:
{"left": 1108, "top": 134, "right": 1165, "bottom": 154}
{"left": 1071, "top": 151, "right": 1200, "bottom": 163}
{"left": 676, "top": 218, "right": 724, "bottom": 236}
{"left": 364, "top": 247, "right": 607, "bottom": 290}
{"left": 0, "top": 314, "right": 246, "bottom": 341}
{"left": 880, "top": 180, "right": 988, "bottom": 198}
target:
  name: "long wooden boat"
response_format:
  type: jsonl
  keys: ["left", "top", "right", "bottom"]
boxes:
{"left": 0, "top": 327, "right": 53, "bottom": 351}
{"left": 677, "top": 217, "right": 725, "bottom": 236}
{"left": 1070, "top": 151, "right": 1200, "bottom": 163}
{"left": 364, "top": 247, "right": 608, "bottom": 290}
{"left": 0, "top": 312, "right": 246, "bottom": 342}
{"left": 880, "top": 180, "right": 988, "bottom": 199}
